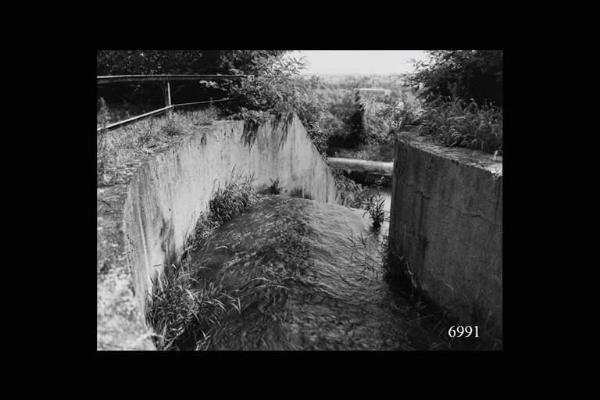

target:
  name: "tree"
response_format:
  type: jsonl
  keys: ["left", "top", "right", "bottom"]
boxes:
{"left": 96, "top": 50, "right": 286, "bottom": 76}
{"left": 346, "top": 91, "right": 367, "bottom": 146}
{"left": 409, "top": 50, "right": 503, "bottom": 106}
{"left": 221, "top": 55, "right": 329, "bottom": 154}
{"left": 97, "top": 50, "right": 288, "bottom": 111}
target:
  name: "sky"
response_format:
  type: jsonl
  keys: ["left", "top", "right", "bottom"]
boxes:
{"left": 286, "top": 50, "right": 430, "bottom": 76}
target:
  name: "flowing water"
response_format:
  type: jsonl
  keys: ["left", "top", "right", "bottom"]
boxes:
{"left": 186, "top": 192, "right": 443, "bottom": 350}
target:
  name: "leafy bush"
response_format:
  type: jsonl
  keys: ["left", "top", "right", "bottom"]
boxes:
{"left": 375, "top": 90, "right": 423, "bottom": 134}
{"left": 417, "top": 97, "right": 502, "bottom": 155}
{"left": 219, "top": 56, "right": 329, "bottom": 155}
{"left": 97, "top": 50, "right": 287, "bottom": 118}
{"left": 409, "top": 50, "right": 503, "bottom": 107}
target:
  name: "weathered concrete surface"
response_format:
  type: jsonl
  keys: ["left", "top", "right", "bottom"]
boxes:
{"left": 388, "top": 132, "right": 502, "bottom": 335}
{"left": 97, "top": 114, "right": 338, "bottom": 350}
{"left": 327, "top": 157, "right": 393, "bottom": 176}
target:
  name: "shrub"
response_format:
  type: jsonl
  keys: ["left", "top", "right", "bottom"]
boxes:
{"left": 220, "top": 56, "right": 330, "bottom": 155}
{"left": 409, "top": 50, "right": 503, "bottom": 107}
{"left": 417, "top": 97, "right": 502, "bottom": 155}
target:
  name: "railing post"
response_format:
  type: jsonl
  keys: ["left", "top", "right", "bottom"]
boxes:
{"left": 164, "top": 80, "right": 172, "bottom": 117}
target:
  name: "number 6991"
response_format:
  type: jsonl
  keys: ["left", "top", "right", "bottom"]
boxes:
{"left": 448, "top": 325, "right": 479, "bottom": 338}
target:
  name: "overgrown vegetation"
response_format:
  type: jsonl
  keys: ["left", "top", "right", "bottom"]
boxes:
{"left": 96, "top": 105, "right": 219, "bottom": 187}
{"left": 322, "top": 80, "right": 419, "bottom": 162}
{"left": 146, "top": 174, "right": 257, "bottom": 350}
{"left": 98, "top": 50, "right": 503, "bottom": 161}
{"left": 380, "top": 92, "right": 503, "bottom": 155}
{"left": 220, "top": 56, "right": 329, "bottom": 155}
{"left": 417, "top": 97, "right": 502, "bottom": 154}
{"left": 207, "top": 174, "right": 257, "bottom": 226}
{"left": 333, "top": 171, "right": 388, "bottom": 230}
{"left": 409, "top": 50, "right": 502, "bottom": 107}
{"left": 406, "top": 50, "right": 503, "bottom": 155}
{"left": 97, "top": 50, "right": 285, "bottom": 108}
{"left": 146, "top": 265, "right": 242, "bottom": 350}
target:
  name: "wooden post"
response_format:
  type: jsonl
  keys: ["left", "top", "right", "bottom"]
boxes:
{"left": 164, "top": 80, "right": 172, "bottom": 117}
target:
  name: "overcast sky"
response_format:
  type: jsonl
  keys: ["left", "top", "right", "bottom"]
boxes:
{"left": 286, "top": 50, "right": 430, "bottom": 75}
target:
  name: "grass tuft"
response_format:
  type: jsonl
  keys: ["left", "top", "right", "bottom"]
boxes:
{"left": 146, "top": 263, "right": 241, "bottom": 351}
{"left": 208, "top": 173, "right": 256, "bottom": 226}
{"left": 146, "top": 172, "right": 257, "bottom": 350}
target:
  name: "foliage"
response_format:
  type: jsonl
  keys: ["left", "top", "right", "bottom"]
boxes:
{"left": 147, "top": 263, "right": 242, "bottom": 351}
{"left": 333, "top": 170, "right": 384, "bottom": 209}
{"left": 96, "top": 109, "right": 218, "bottom": 187}
{"left": 375, "top": 90, "right": 423, "bottom": 134}
{"left": 409, "top": 50, "right": 503, "bottom": 106}
{"left": 147, "top": 173, "right": 258, "bottom": 350}
{"left": 220, "top": 56, "right": 329, "bottom": 154}
{"left": 322, "top": 78, "right": 420, "bottom": 152}
{"left": 97, "top": 50, "right": 285, "bottom": 76}
{"left": 363, "top": 193, "right": 386, "bottom": 231}
{"left": 346, "top": 92, "right": 368, "bottom": 146}
{"left": 97, "top": 50, "right": 286, "bottom": 113}
{"left": 417, "top": 97, "right": 503, "bottom": 154}
{"left": 208, "top": 174, "right": 257, "bottom": 226}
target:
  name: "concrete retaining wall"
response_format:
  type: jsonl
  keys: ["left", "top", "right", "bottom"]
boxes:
{"left": 97, "top": 114, "right": 338, "bottom": 350}
{"left": 388, "top": 132, "right": 502, "bottom": 334}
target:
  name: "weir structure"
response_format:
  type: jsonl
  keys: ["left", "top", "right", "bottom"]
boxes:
{"left": 97, "top": 115, "right": 502, "bottom": 350}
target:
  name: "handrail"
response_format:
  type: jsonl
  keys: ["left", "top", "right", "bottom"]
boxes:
{"left": 97, "top": 75, "right": 242, "bottom": 132}
{"left": 97, "top": 74, "right": 248, "bottom": 85}
{"left": 97, "top": 98, "right": 231, "bottom": 132}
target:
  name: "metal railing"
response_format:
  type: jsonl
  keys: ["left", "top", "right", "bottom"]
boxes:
{"left": 97, "top": 74, "right": 247, "bottom": 132}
